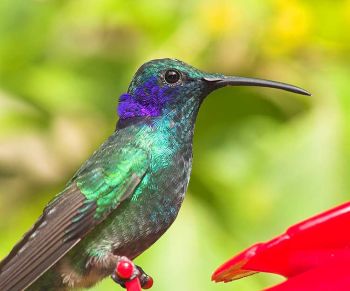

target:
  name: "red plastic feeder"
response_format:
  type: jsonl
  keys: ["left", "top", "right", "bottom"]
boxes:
{"left": 212, "top": 202, "right": 350, "bottom": 290}
{"left": 115, "top": 257, "right": 152, "bottom": 291}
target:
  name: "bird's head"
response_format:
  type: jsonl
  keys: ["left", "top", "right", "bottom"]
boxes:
{"left": 117, "top": 58, "right": 310, "bottom": 120}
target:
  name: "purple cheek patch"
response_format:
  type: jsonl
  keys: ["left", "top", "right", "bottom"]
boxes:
{"left": 117, "top": 77, "right": 178, "bottom": 119}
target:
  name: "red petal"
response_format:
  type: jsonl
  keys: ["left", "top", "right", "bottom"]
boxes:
{"left": 212, "top": 202, "right": 350, "bottom": 289}
{"left": 266, "top": 259, "right": 350, "bottom": 291}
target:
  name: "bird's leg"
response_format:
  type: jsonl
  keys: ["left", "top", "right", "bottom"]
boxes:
{"left": 111, "top": 256, "right": 153, "bottom": 289}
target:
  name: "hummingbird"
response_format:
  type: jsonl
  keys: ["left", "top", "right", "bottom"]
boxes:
{"left": 0, "top": 58, "right": 310, "bottom": 291}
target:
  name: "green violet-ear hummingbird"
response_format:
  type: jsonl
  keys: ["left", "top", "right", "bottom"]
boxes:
{"left": 0, "top": 59, "right": 310, "bottom": 291}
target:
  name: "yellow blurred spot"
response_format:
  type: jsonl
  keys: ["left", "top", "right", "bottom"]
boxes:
{"left": 198, "top": 0, "right": 240, "bottom": 36}
{"left": 264, "top": 0, "right": 312, "bottom": 55}
{"left": 344, "top": 0, "right": 350, "bottom": 26}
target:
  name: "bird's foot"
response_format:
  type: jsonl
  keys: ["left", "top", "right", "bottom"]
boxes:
{"left": 111, "top": 256, "right": 153, "bottom": 290}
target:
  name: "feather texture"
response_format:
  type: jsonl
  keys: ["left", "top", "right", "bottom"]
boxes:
{"left": 0, "top": 141, "right": 150, "bottom": 291}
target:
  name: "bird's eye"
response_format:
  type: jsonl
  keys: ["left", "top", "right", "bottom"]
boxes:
{"left": 164, "top": 69, "right": 181, "bottom": 84}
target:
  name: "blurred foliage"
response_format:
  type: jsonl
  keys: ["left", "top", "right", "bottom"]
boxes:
{"left": 1, "top": 0, "right": 350, "bottom": 290}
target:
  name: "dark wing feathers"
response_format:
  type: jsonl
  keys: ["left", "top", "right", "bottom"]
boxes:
{"left": 0, "top": 140, "right": 149, "bottom": 291}
{"left": 0, "top": 184, "right": 87, "bottom": 291}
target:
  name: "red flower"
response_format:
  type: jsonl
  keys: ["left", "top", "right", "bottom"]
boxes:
{"left": 212, "top": 202, "right": 350, "bottom": 290}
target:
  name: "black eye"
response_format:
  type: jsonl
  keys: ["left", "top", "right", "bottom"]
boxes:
{"left": 164, "top": 69, "right": 181, "bottom": 84}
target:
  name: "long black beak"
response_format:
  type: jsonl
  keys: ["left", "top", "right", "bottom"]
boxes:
{"left": 204, "top": 76, "right": 311, "bottom": 96}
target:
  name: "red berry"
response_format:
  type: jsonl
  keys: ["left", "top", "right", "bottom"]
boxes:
{"left": 143, "top": 276, "right": 154, "bottom": 289}
{"left": 116, "top": 259, "right": 134, "bottom": 279}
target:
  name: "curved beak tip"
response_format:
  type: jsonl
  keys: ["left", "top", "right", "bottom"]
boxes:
{"left": 203, "top": 76, "right": 311, "bottom": 97}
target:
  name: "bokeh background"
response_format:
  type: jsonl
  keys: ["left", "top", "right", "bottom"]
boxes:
{"left": 1, "top": 0, "right": 350, "bottom": 290}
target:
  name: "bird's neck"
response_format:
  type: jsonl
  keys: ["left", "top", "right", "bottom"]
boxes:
{"left": 162, "top": 97, "right": 201, "bottom": 143}
{"left": 117, "top": 97, "right": 201, "bottom": 144}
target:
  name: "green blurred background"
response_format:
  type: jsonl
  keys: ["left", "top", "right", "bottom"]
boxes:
{"left": 1, "top": 0, "right": 350, "bottom": 290}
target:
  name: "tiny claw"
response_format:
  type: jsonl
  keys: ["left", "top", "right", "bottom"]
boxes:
{"left": 111, "top": 257, "right": 153, "bottom": 290}
{"left": 111, "top": 272, "right": 127, "bottom": 288}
